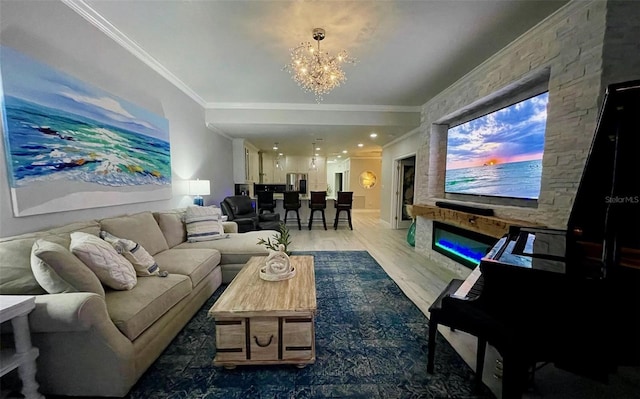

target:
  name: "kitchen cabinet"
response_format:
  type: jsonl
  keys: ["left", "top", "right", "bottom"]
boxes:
{"left": 248, "top": 148, "right": 259, "bottom": 182}
{"left": 232, "top": 139, "right": 260, "bottom": 183}
{"left": 261, "top": 152, "right": 283, "bottom": 183}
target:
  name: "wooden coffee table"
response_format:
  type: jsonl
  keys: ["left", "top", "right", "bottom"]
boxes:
{"left": 208, "top": 255, "right": 316, "bottom": 368}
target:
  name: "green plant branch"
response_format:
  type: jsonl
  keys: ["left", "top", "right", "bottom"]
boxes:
{"left": 257, "top": 223, "right": 292, "bottom": 255}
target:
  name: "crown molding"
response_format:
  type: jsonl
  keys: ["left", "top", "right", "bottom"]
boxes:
{"left": 61, "top": 0, "right": 206, "bottom": 108}
{"left": 382, "top": 126, "right": 422, "bottom": 149}
{"left": 62, "top": 0, "right": 422, "bottom": 115}
{"left": 346, "top": 156, "right": 382, "bottom": 160}
{"left": 205, "top": 123, "right": 232, "bottom": 140}
{"left": 205, "top": 102, "right": 421, "bottom": 113}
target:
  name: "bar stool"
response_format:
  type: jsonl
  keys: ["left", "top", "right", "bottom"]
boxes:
{"left": 308, "top": 191, "right": 327, "bottom": 230}
{"left": 333, "top": 191, "right": 353, "bottom": 230}
{"left": 283, "top": 191, "right": 302, "bottom": 230}
{"left": 256, "top": 191, "right": 276, "bottom": 214}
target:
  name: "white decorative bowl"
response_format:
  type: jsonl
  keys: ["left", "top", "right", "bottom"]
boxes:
{"left": 259, "top": 267, "right": 296, "bottom": 281}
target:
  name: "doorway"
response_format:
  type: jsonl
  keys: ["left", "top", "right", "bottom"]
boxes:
{"left": 394, "top": 155, "right": 416, "bottom": 229}
{"left": 334, "top": 173, "right": 343, "bottom": 194}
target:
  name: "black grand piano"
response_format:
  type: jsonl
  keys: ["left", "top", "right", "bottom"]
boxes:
{"left": 427, "top": 80, "right": 640, "bottom": 398}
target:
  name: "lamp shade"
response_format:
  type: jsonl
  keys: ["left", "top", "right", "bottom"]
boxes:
{"left": 188, "top": 179, "right": 210, "bottom": 196}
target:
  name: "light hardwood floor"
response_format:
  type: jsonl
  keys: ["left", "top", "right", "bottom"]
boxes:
{"left": 288, "top": 210, "right": 640, "bottom": 399}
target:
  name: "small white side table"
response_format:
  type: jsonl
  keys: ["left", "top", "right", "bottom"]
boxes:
{"left": 0, "top": 295, "right": 44, "bottom": 399}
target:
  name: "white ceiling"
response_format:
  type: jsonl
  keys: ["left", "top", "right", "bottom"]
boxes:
{"left": 76, "top": 0, "right": 568, "bottom": 159}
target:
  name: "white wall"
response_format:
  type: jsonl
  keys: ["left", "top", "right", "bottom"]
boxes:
{"left": 0, "top": 1, "right": 233, "bottom": 237}
{"left": 348, "top": 158, "right": 382, "bottom": 209}
{"left": 380, "top": 130, "right": 421, "bottom": 225}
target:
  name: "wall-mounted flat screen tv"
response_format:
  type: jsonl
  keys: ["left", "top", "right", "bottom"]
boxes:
{"left": 445, "top": 92, "right": 549, "bottom": 200}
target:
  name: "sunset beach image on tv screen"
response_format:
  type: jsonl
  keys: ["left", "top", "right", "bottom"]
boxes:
{"left": 445, "top": 92, "right": 548, "bottom": 200}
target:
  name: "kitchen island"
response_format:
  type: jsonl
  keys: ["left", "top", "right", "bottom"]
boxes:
{"left": 252, "top": 194, "right": 337, "bottom": 229}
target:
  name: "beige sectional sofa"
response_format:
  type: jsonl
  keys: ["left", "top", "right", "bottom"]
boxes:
{"left": 0, "top": 209, "right": 276, "bottom": 397}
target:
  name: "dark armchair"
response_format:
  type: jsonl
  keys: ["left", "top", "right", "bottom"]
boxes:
{"left": 220, "top": 195, "right": 281, "bottom": 233}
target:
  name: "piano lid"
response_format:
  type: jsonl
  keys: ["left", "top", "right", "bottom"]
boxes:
{"left": 566, "top": 80, "right": 640, "bottom": 276}
{"left": 487, "top": 228, "right": 567, "bottom": 274}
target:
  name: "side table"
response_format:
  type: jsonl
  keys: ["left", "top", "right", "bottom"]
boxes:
{"left": 0, "top": 295, "right": 44, "bottom": 399}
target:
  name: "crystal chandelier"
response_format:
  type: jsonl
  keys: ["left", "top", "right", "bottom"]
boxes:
{"left": 285, "top": 28, "right": 355, "bottom": 102}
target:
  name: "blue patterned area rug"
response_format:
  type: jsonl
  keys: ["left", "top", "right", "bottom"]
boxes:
{"left": 127, "top": 251, "right": 495, "bottom": 399}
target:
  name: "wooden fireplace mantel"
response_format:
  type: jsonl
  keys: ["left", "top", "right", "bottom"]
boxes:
{"left": 407, "top": 204, "right": 543, "bottom": 238}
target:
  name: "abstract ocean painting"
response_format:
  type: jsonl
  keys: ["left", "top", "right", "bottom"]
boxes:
{"left": 0, "top": 46, "right": 171, "bottom": 216}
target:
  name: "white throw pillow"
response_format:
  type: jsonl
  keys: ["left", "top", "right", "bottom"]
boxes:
{"left": 70, "top": 232, "right": 137, "bottom": 290}
{"left": 100, "top": 231, "right": 165, "bottom": 277}
{"left": 30, "top": 239, "right": 105, "bottom": 297}
{"left": 184, "top": 206, "right": 229, "bottom": 242}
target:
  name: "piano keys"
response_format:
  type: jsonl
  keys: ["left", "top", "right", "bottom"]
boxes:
{"left": 452, "top": 265, "right": 483, "bottom": 300}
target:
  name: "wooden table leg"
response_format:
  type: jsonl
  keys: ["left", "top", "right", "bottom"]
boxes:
{"left": 12, "top": 315, "right": 44, "bottom": 399}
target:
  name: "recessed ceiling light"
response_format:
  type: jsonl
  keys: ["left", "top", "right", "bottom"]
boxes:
{"left": 315, "top": 153, "right": 319, "bottom": 156}
{"left": 357, "top": 143, "right": 364, "bottom": 147}
{"left": 342, "top": 150, "right": 347, "bottom": 154}
{"left": 278, "top": 153, "right": 283, "bottom": 156}
{"left": 315, "top": 147, "right": 320, "bottom": 151}
{"left": 370, "top": 133, "right": 377, "bottom": 138}
{"left": 337, "top": 155, "right": 342, "bottom": 158}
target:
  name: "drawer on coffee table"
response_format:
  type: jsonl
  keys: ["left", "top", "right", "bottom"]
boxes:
{"left": 282, "top": 317, "right": 315, "bottom": 361}
{"left": 215, "top": 318, "right": 246, "bottom": 362}
{"left": 249, "top": 318, "right": 279, "bottom": 361}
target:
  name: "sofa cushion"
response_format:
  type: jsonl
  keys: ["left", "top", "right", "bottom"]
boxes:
{"left": 100, "top": 212, "right": 169, "bottom": 256}
{"left": 0, "top": 233, "right": 70, "bottom": 295}
{"left": 174, "top": 231, "right": 270, "bottom": 265}
{"left": 222, "top": 221, "right": 238, "bottom": 234}
{"left": 0, "top": 221, "right": 104, "bottom": 295}
{"left": 153, "top": 210, "right": 186, "bottom": 248}
{"left": 70, "top": 232, "right": 137, "bottom": 291}
{"left": 46, "top": 220, "right": 101, "bottom": 237}
{"left": 153, "top": 248, "right": 220, "bottom": 288}
{"left": 31, "top": 239, "right": 105, "bottom": 297}
{"left": 105, "top": 273, "right": 191, "bottom": 341}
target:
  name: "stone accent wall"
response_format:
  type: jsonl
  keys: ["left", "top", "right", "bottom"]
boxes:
{"left": 413, "top": 0, "right": 640, "bottom": 271}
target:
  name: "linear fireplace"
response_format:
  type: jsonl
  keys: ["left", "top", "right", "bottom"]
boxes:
{"left": 432, "top": 222, "right": 497, "bottom": 269}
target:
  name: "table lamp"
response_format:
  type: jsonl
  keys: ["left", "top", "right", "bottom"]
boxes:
{"left": 188, "top": 179, "right": 210, "bottom": 206}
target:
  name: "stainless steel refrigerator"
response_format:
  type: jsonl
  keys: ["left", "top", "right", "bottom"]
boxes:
{"left": 286, "top": 173, "right": 308, "bottom": 194}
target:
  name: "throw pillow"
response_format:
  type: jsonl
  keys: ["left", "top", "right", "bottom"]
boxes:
{"left": 70, "top": 231, "right": 137, "bottom": 290}
{"left": 100, "top": 231, "right": 166, "bottom": 277}
{"left": 30, "top": 239, "right": 105, "bottom": 297}
{"left": 184, "top": 206, "right": 229, "bottom": 242}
